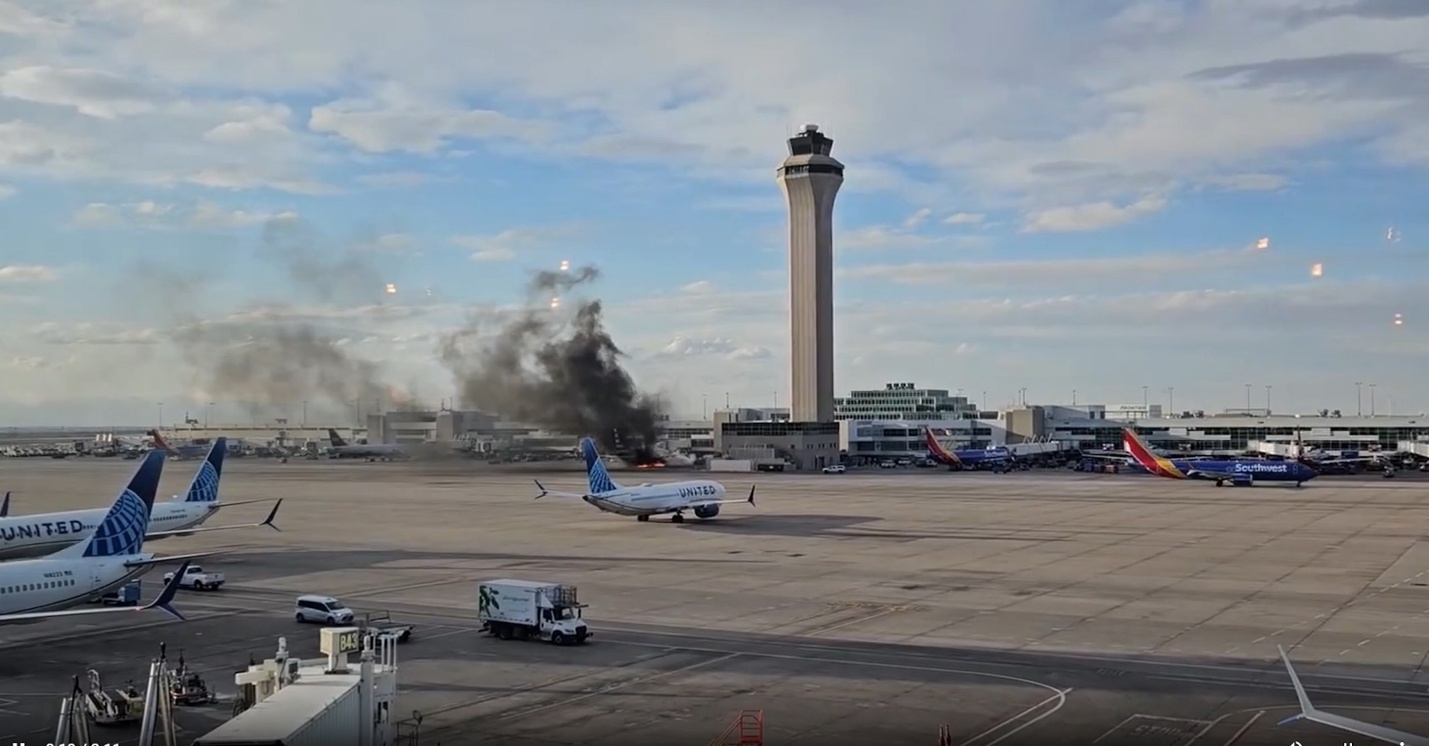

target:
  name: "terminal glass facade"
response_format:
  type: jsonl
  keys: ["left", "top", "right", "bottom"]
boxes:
{"left": 834, "top": 382, "right": 977, "bottom": 421}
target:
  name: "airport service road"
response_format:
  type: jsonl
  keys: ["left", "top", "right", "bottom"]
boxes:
{"left": 63, "top": 586, "right": 1425, "bottom": 746}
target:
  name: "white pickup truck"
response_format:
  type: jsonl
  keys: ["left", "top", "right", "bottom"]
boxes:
{"left": 162, "top": 565, "right": 225, "bottom": 591}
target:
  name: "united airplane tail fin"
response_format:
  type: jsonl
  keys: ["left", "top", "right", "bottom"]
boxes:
{"left": 182, "top": 437, "right": 226, "bottom": 503}
{"left": 328, "top": 428, "right": 348, "bottom": 447}
{"left": 53, "top": 449, "right": 165, "bottom": 559}
{"left": 1, "top": 491, "right": 8, "bottom": 518}
{"left": 923, "top": 427, "right": 961, "bottom": 466}
{"left": 580, "top": 437, "right": 621, "bottom": 494}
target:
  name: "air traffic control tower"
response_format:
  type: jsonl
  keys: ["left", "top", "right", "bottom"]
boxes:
{"left": 777, "top": 124, "right": 844, "bottom": 423}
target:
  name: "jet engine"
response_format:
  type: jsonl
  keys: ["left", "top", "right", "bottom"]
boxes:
{"left": 693, "top": 504, "right": 720, "bottom": 519}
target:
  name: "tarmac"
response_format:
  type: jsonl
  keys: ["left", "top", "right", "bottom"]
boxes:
{"left": 3, "top": 457, "right": 1429, "bottom": 744}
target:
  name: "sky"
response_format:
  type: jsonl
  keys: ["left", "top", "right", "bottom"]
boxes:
{"left": 1, "top": 0, "right": 1427, "bottom": 426}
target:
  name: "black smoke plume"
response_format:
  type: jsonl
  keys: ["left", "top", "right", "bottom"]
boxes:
{"left": 439, "top": 264, "right": 665, "bottom": 462}
{"left": 131, "top": 216, "right": 422, "bottom": 420}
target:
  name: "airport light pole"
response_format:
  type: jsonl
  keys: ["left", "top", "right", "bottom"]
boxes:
{"left": 1244, "top": 384, "right": 1251, "bottom": 412}
{"left": 1072, "top": 389, "right": 1077, "bottom": 406}
{"left": 302, "top": 400, "right": 307, "bottom": 428}
{"left": 157, "top": 402, "right": 163, "bottom": 429}
{"left": 702, "top": 394, "right": 708, "bottom": 419}
{"left": 1355, "top": 381, "right": 1363, "bottom": 416}
{"left": 205, "top": 401, "right": 213, "bottom": 428}
{"left": 1369, "top": 383, "right": 1377, "bottom": 416}
{"left": 1019, "top": 387, "right": 1028, "bottom": 406}
{"left": 1265, "top": 385, "right": 1271, "bottom": 414}
{"left": 1166, "top": 387, "right": 1174, "bottom": 413}
{"left": 1142, "top": 385, "right": 1148, "bottom": 413}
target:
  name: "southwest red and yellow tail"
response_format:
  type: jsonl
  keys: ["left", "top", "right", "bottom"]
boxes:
{"left": 1122, "top": 428, "right": 1187, "bottom": 478}
{"left": 923, "top": 427, "right": 962, "bottom": 466}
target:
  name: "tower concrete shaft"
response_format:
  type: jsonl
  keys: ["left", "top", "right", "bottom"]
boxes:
{"left": 777, "top": 124, "right": 844, "bottom": 423}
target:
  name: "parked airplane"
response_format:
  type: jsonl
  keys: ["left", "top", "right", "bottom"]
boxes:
{"left": 532, "top": 437, "right": 756, "bottom": 523}
{"left": 0, "top": 450, "right": 213, "bottom": 623}
{"left": 923, "top": 427, "right": 1013, "bottom": 471}
{"left": 0, "top": 438, "right": 282, "bottom": 560}
{"left": 326, "top": 429, "right": 406, "bottom": 460}
{"left": 148, "top": 430, "right": 212, "bottom": 460}
{"left": 1123, "top": 429, "right": 1317, "bottom": 487}
{"left": 1277, "top": 645, "right": 1429, "bottom": 745}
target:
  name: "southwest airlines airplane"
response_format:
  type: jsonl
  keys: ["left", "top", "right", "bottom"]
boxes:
{"left": 0, "top": 437, "right": 281, "bottom": 560}
{"left": 533, "top": 437, "right": 756, "bottom": 523}
{"left": 922, "top": 427, "right": 1013, "bottom": 471}
{"left": 0, "top": 450, "right": 209, "bottom": 623}
{"left": 1123, "top": 428, "right": 1317, "bottom": 487}
{"left": 1277, "top": 645, "right": 1429, "bottom": 745}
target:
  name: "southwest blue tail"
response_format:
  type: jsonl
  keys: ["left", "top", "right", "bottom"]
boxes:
{"left": 55, "top": 449, "right": 165, "bottom": 559}
{"left": 183, "top": 437, "right": 226, "bottom": 503}
{"left": 580, "top": 437, "right": 620, "bottom": 494}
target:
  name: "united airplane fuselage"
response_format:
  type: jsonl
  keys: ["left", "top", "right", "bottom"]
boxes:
{"left": 580, "top": 480, "right": 727, "bottom": 517}
{"left": 0, "top": 500, "right": 219, "bottom": 560}
{"left": 0, "top": 556, "right": 154, "bottom": 619}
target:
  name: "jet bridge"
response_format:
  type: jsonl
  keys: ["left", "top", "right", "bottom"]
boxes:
{"left": 192, "top": 628, "right": 398, "bottom": 746}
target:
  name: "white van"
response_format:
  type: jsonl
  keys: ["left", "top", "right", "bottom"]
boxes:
{"left": 294, "top": 594, "right": 355, "bottom": 625}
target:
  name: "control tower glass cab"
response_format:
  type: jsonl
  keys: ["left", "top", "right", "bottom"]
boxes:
{"left": 780, "top": 124, "right": 845, "bottom": 176}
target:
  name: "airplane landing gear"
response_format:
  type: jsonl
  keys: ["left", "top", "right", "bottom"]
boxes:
{"left": 671, "top": 512, "right": 685, "bottom": 524}
{"left": 636, "top": 515, "right": 650, "bottom": 522}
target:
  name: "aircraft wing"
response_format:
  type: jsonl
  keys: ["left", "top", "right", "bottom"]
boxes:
{"left": 690, "top": 486, "right": 757, "bottom": 509}
{"left": 123, "top": 551, "right": 222, "bottom": 569}
{"left": 532, "top": 480, "right": 589, "bottom": 500}
{"left": 0, "top": 561, "right": 190, "bottom": 624}
{"left": 144, "top": 500, "right": 282, "bottom": 539}
{"left": 1183, "top": 466, "right": 1238, "bottom": 481}
{"left": 1277, "top": 645, "right": 1429, "bottom": 746}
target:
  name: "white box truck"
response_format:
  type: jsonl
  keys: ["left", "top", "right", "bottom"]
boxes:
{"left": 477, "top": 579, "right": 591, "bottom": 645}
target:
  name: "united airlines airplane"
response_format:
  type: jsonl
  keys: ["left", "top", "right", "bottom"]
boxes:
{"left": 0, "top": 437, "right": 281, "bottom": 560}
{"left": 0, "top": 450, "right": 208, "bottom": 623}
{"left": 1123, "top": 428, "right": 1317, "bottom": 487}
{"left": 533, "top": 437, "right": 755, "bottom": 523}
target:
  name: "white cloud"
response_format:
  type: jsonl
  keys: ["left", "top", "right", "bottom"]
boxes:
{"left": 652, "top": 336, "right": 772, "bottom": 361}
{"left": 943, "top": 212, "right": 985, "bottom": 225}
{"left": 355, "top": 171, "right": 448, "bottom": 189}
{"left": 1022, "top": 195, "right": 1168, "bottom": 233}
{"left": 0, "top": 265, "right": 59, "bottom": 282}
{"left": 309, "top": 99, "right": 555, "bottom": 154}
{"left": 841, "top": 246, "right": 1261, "bottom": 288}
{"left": 450, "top": 227, "right": 570, "bottom": 262}
{"left": 0, "top": 66, "right": 162, "bottom": 119}
{"left": 0, "top": 1, "right": 68, "bottom": 36}
{"left": 71, "top": 200, "right": 298, "bottom": 230}
{"left": 841, "top": 209, "right": 988, "bottom": 251}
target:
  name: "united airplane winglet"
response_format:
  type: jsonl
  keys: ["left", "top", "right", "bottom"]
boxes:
{"left": 145, "top": 560, "right": 191, "bottom": 622}
{"left": 1275, "top": 644, "right": 1429, "bottom": 745}
{"left": 534, "top": 479, "right": 548, "bottom": 499}
{"left": 0, "top": 490, "right": 8, "bottom": 518}
{"left": 182, "top": 437, "right": 226, "bottom": 502}
{"left": 747, "top": 485, "right": 756, "bottom": 506}
{"left": 261, "top": 499, "right": 283, "bottom": 531}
